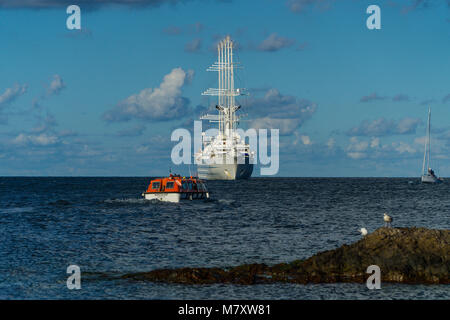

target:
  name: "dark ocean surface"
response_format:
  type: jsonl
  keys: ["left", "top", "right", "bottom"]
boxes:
{"left": 0, "top": 177, "right": 449, "bottom": 299}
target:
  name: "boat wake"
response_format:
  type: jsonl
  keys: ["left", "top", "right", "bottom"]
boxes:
{"left": 1, "top": 207, "right": 34, "bottom": 214}
{"left": 103, "top": 198, "right": 147, "bottom": 204}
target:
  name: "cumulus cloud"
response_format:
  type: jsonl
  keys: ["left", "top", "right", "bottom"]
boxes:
{"left": 359, "top": 92, "right": 387, "bottom": 103}
{"left": 347, "top": 137, "right": 369, "bottom": 154}
{"left": 394, "top": 141, "right": 416, "bottom": 154}
{"left": 103, "top": 67, "right": 193, "bottom": 122}
{"left": 346, "top": 136, "right": 419, "bottom": 160}
{"left": 0, "top": 83, "right": 27, "bottom": 108}
{"left": 291, "top": 132, "right": 313, "bottom": 147}
{"left": 247, "top": 88, "right": 316, "bottom": 135}
{"left": 257, "top": 33, "right": 295, "bottom": 52}
{"left": 346, "top": 137, "right": 369, "bottom": 159}
{"left": 370, "top": 137, "right": 380, "bottom": 148}
{"left": 300, "top": 135, "right": 311, "bottom": 145}
{"left": 184, "top": 38, "right": 202, "bottom": 53}
{"left": 13, "top": 133, "right": 59, "bottom": 146}
{"left": 30, "top": 75, "right": 66, "bottom": 113}
{"left": 396, "top": 118, "right": 422, "bottom": 134}
{"left": 47, "top": 74, "right": 66, "bottom": 96}
{"left": 347, "top": 117, "right": 422, "bottom": 137}
{"left": 326, "top": 137, "right": 335, "bottom": 149}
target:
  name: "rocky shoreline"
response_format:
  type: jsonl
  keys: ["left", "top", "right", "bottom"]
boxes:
{"left": 122, "top": 227, "right": 449, "bottom": 285}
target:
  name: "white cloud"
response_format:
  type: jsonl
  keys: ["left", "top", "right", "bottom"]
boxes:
{"left": 300, "top": 135, "right": 311, "bottom": 145}
{"left": 414, "top": 136, "right": 427, "bottom": 145}
{"left": 347, "top": 117, "right": 421, "bottom": 137}
{"left": 348, "top": 137, "right": 369, "bottom": 152}
{"left": 370, "top": 137, "right": 380, "bottom": 148}
{"left": 103, "top": 67, "right": 193, "bottom": 122}
{"left": 345, "top": 136, "right": 425, "bottom": 161}
{"left": 393, "top": 141, "right": 416, "bottom": 154}
{"left": 0, "top": 84, "right": 27, "bottom": 108}
{"left": 346, "top": 137, "right": 376, "bottom": 159}
{"left": 47, "top": 74, "right": 65, "bottom": 96}
{"left": 247, "top": 88, "right": 317, "bottom": 135}
{"left": 347, "top": 152, "right": 366, "bottom": 159}
{"left": 326, "top": 138, "right": 335, "bottom": 149}
{"left": 13, "top": 133, "right": 59, "bottom": 146}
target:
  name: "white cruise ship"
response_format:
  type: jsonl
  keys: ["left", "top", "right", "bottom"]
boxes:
{"left": 195, "top": 36, "right": 254, "bottom": 180}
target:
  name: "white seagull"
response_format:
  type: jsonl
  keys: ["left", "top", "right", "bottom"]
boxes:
{"left": 383, "top": 213, "right": 393, "bottom": 228}
{"left": 359, "top": 227, "right": 368, "bottom": 236}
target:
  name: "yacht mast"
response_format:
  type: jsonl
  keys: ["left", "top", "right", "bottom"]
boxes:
{"left": 422, "top": 107, "right": 431, "bottom": 175}
{"left": 427, "top": 107, "right": 431, "bottom": 171}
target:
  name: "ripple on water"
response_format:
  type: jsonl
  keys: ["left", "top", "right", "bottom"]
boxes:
{"left": 0, "top": 177, "right": 449, "bottom": 299}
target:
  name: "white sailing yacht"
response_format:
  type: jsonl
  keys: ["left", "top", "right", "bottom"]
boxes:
{"left": 195, "top": 36, "right": 254, "bottom": 180}
{"left": 421, "top": 107, "right": 443, "bottom": 184}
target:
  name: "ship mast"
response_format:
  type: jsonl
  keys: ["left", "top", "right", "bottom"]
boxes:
{"left": 202, "top": 36, "right": 246, "bottom": 138}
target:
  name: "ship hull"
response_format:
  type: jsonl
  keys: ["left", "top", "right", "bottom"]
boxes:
{"left": 421, "top": 174, "right": 443, "bottom": 184}
{"left": 144, "top": 192, "right": 181, "bottom": 203}
{"left": 197, "top": 163, "right": 253, "bottom": 180}
{"left": 143, "top": 192, "right": 210, "bottom": 202}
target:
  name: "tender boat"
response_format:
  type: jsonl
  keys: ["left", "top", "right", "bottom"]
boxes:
{"left": 142, "top": 174, "right": 210, "bottom": 203}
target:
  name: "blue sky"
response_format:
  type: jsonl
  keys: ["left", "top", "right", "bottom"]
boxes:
{"left": 0, "top": 0, "right": 449, "bottom": 177}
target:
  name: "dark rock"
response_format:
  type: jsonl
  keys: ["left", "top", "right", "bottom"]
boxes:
{"left": 122, "top": 227, "right": 449, "bottom": 285}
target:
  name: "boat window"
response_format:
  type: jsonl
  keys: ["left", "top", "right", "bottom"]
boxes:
{"left": 165, "top": 182, "right": 174, "bottom": 189}
{"left": 152, "top": 182, "right": 160, "bottom": 189}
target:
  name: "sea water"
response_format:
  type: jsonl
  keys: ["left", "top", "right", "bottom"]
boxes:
{"left": 0, "top": 177, "right": 448, "bottom": 299}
